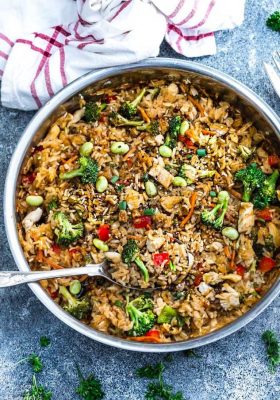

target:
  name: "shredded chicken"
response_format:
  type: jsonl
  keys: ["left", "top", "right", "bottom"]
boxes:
{"left": 237, "top": 234, "right": 255, "bottom": 268}
{"left": 125, "top": 189, "right": 144, "bottom": 210}
{"left": 238, "top": 202, "right": 255, "bottom": 234}
{"left": 22, "top": 208, "right": 43, "bottom": 231}
{"left": 216, "top": 283, "right": 240, "bottom": 310}
{"left": 160, "top": 196, "right": 181, "bottom": 213}
{"left": 149, "top": 164, "right": 174, "bottom": 188}
{"left": 146, "top": 230, "right": 165, "bottom": 252}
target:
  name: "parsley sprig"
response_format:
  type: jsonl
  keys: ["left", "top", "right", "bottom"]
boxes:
{"left": 23, "top": 375, "right": 52, "bottom": 400}
{"left": 262, "top": 330, "right": 280, "bottom": 372}
{"left": 135, "top": 362, "right": 185, "bottom": 400}
{"left": 76, "top": 365, "right": 105, "bottom": 400}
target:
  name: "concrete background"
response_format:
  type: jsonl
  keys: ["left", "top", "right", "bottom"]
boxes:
{"left": 1, "top": 0, "right": 280, "bottom": 399}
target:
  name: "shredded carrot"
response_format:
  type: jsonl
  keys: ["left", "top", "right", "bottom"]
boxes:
{"left": 129, "top": 336, "right": 162, "bottom": 343}
{"left": 62, "top": 155, "right": 78, "bottom": 165}
{"left": 43, "top": 257, "right": 64, "bottom": 270}
{"left": 80, "top": 275, "right": 88, "bottom": 282}
{"left": 201, "top": 129, "right": 216, "bottom": 136}
{"left": 224, "top": 246, "right": 231, "bottom": 259}
{"left": 137, "top": 106, "right": 150, "bottom": 123}
{"left": 123, "top": 145, "right": 137, "bottom": 161}
{"left": 36, "top": 250, "right": 44, "bottom": 263}
{"left": 188, "top": 95, "right": 205, "bottom": 116}
{"left": 230, "top": 249, "right": 236, "bottom": 270}
{"left": 228, "top": 188, "right": 242, "bottom": 200}
{"left": 180, "top": 192, "right": 197, "bottom": 227}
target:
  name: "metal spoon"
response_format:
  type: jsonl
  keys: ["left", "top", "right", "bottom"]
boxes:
{"left": 0, "top": 261, "right": 150, "bottom": 290}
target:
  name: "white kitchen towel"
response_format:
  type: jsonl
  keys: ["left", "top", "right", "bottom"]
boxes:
{"left": 0, "top": 0, "right": 245, "bottom": 110}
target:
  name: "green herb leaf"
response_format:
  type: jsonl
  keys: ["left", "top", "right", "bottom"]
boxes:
{"left": 76, "top": 366, "right": 104, "bottom": 400}
{"left": 136, "top": 362, "right": 165, "bottom": 379}
{"left": 184, "top": 349, "right": 201, "bottom": 358}
{"left": 28, "top": 354, "right": 43, "bottom": 373}
{"left": 39, "top": 336, "right": 51, "bottom": 348}
{"left": 23, "top": 375, "right": 52, "bottom": 400}
{"left": 262, "top": 330, "right": 280, "bottom": 372}
{"left": 145, "top": 381, "right": 184, "bottom": 400}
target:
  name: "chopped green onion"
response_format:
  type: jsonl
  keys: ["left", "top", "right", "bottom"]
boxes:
{"left": 110, "top": 175, "right": 119, "bottom": 184}
{"left": 114, "top": 300, "right": 124, "bottom": 309}
{"left": 209, "top": 190, "right": 217, "bottom": 197}
{"left": 197, "top": 148, "right": 206, "bottom": 157}
{"left": 169, "top": 261, "right": 176, "bottom": 271}
{"left": 143, "top": 208, "right": 156, "bottom": 216}
{"left": 119, "top": 200, "right": 127, "bottom": 210}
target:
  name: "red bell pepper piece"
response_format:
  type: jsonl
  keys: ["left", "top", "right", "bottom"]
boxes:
{"left": 235, "top": 264, "right": 246, "bottom": 277}
{"left": 97, "top": 224, "right": 110, "bottom": 242}
{"left": 145, "top": 329, "right": 160, "bottom": 338}
{"left": 69, "top": 247, "right": 80, "bottom": 255}
{"left": 193, "top": 273, "right": 202, "bottom": 286}
{"left": 178, "top": 135, "right": 195, "bottom": 148}
{"left": 259, "top": 256, "right": 276, "bottom": 272}
{"left": 256, "top": 208, "right": 272, "bottom": 221}
{"left": 268, "top": 155, "right": 280, "bottom": 167}
{"left": 153, "top": 252, "right": 170, "bottom": 266}
{"left": 51, "top": 243, "right": 61, "bottom": 254}
{"left": 133, "top": 216, "right": 152, "bottom": 229}
{"left": 22, "top": 171, "right": 37, "bottom": 185}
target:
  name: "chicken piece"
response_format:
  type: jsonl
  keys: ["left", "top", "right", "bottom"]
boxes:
{"left": 138, "top": 150, "right": 153, "bottom": 168}
{"left": 149, "top": 165, "right": 174, "bottom": 189}
{"left": 267, "top": 222, "right": 280, "bottom": 248}
{"left": 198, "top": 282, "right": 212, "bottom": 296}
{"left": 125, "top": 189, "right": 143, "bottom": 210}
{"left": 238, "top": 202, "right": 255, "bottom": 234}
{"left": 146, "top": 230, "right": 165, "bottom": 252}
{"left": 154, "top": 134, "right": 164, "bottom": 146}
{"left": 222, "top": 274, "right": 242, "bottom": 283}
{"left": 160, "top": 196, "right": 182, "bottom": 213}
{"left": 153, "top": 212, "right": 173, "bottom": 228}
{"left": 104, "top": 251, "right": 121, "bottom": 263}
{"left": 208, "top": 241, "right": 224, "bottom": 253}
{"left": 216, "top": 283, "right": 240, "bottom": 310}
{"left": 22, "top": 208, "right": 43, "bottom": 231}
{"left": 203, "top": 271, "right": 223, "bottom": 285}
{"left": 237, "top": 234, "right": 255, "bottom": 268}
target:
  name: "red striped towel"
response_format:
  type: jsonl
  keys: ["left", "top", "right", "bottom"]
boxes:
{"left": 0, "top": 0, "right": 245, "bottom": 110}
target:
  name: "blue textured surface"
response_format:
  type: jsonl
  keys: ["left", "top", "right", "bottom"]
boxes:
{"left": 1, "top": 1, "right": 280, "bottom": 399}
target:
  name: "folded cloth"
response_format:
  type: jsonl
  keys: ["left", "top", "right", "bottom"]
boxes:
{"left": 0, "top": 0, "right": 245, "bottom": 110}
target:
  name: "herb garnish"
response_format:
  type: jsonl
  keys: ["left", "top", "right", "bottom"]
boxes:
{"left": 262, "top": 330, "right": 280, "bottom": 372}
{"left": 76, "top": 365, "right": 105, "bottom": 400}
{"left": 136, "top": 362, "right": 185, "bottom": 400}
{"left": 40, "top": 336, "right": 51, "bottom": 348}
{"left": 23, "top": 375, "right": 52, "bottom": 400}
{"left": 266, "top": 11, "right": 280, "bottom": 31}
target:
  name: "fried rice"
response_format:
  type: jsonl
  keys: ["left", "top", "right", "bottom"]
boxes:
{"left": 16, "top": 78, "right": 280, "bottom": 343}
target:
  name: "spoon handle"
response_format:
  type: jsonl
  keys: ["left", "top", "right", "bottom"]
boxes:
{"left": 0, "top": 264, "right": 105, "bottom": 288}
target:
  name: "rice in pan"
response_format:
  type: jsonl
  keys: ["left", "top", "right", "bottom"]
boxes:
{"left": 16, "top": 79, "right": 280, "bottom": 343}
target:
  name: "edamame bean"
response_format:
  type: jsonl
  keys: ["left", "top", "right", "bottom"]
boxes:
{"left": 145, "top": 180, "right": 157, "bottom": 197}
{"left": 173, "top": 176, "right": 187, "bottom": 187}
{"left": 180, "top": 120, "right": 190, "bottom": 135}
{"left": 222, "top": 227, "right": 239, "bottom": 240}
{"left": 69, "top": 280, "right": 82, "bottom": 295}
{"left": 159, "top": 145, "right": 172, "bottom": 158}
{"left": 96, "top": 176, "right": 108, "bottom": 193}
{"left": 26, "top": 195, "right": 44, "bottom": 206}
{"left": 93, "top": 238, "right": 109, "bottom": 252}
{"left": 110, "top": 141, "right": 129, "bottom": 155}
{"left": 80, "top": 142, "right": 93, "bottom": 156}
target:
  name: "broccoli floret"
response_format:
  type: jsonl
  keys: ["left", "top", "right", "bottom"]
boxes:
{"left": 47, "top": 198, "right": 58, "bottom": 211}
{"left": 60, "top": 156, "right": 99, "bottom": 184}
{"left": 54, "top": 212, "right": 83, "bottom": 247}
{"left": 266, "top": 11, "right": 280, "bottom": 31}
{"left": 201, "top": 190, "right": 230, "bottom": 230}
{"left": 122, "top": 239, "right": 149, "bottom": 282}
{"left": 157, "top": 305, "right": 178, "bottom": 324}
{"left": 108, "top": 111, "right": 144, "bottom": 127}
{"left": 84, "top": 102, "right": 107, "bottom": 122}
{"left": 165, "top": 116, "right": 182, "bottom": 148}
{"left": 178, "top": 164, "right": 196, "bottom": 183}
{"left": 238, "top": 145, "right": 256, "bottom": 161}
{"left": 147, "top": 87, "right": 160, "bottom": 99}
{"left": 126, "top": 296, "right": 155, "bottom": 336}
{"left": 253, "top": 170, "right": 279, "bottom": 209}
{"left": 235, "top": 163, "right": 265, "bottom": 202}
{"left": 137, "top": 120, "right": 160, "bottom": 135}
{"left": 119, "top": 88, "right": 146, "bottom": 119}
{"left": 59, "top": 286, "right": 91, "bottom": 320}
